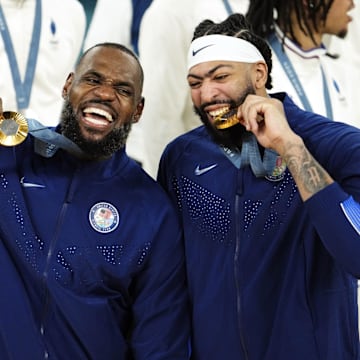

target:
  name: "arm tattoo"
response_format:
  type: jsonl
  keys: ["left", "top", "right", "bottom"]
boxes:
{"left": 284, "top": 143, "right": 332, "bottom": 198}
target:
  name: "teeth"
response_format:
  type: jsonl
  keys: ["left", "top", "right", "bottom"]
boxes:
{"left": 84, "top": 107, "right": 113, "bottom": 122}
{"left": 209, "top": 106, "right": 230, "bottom": 117}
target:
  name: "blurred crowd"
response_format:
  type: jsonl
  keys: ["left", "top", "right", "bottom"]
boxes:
{"left": 4, "top": 0, "right": 358, "bottom": 177}
{"left": 82, "top": 0, "right": 360, "bottom": 178}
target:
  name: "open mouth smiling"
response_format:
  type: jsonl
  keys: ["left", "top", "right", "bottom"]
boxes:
{"left": 83, "top": 107, "right": 114, "bottom": 128}
{"left": 208, "top": 106, "right": 240, "bottom": 130}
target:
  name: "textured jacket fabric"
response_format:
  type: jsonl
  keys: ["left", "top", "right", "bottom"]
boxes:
{"left": 0, "top": 136, "right": 190, "bottom": 359}
{"left": 158, "top": 93, "right": 360, "bottom": 360}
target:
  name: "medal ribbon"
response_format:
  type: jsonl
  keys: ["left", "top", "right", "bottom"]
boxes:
{"left": 222, "top": 0, "right": 233, "bottom": 14}
{"left": 0, "top": 0, "right": 41, "bottom": 110}
{"left": 221, "top": 133, "right": 278, "bottom": 177}
{"left": 268, "top": 32, "right": 333, "bottom": 120}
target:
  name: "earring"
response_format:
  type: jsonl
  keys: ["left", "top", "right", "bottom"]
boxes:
{"left": 308, "top": 1, "right": 315, "bottom": 9}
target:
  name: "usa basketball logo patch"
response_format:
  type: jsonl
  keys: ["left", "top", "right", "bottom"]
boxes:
{"left": 89, "top": 202, "right": 120, "bottom": 233}
{"left": 265, "top": 156, "right": 287, "bottom": 182}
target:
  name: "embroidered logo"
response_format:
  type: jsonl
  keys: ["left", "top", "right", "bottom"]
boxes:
{"left": 192, "top": 44, "right": 214, "bottom": 56}
{"left": 194, "top": 163, "right": 218, "bottom": 176}
{"left": 89, "top": 202, "right": 120, "bottom": 234}
{"left": 265, "top": 156, "right": 287, "bottom": 182}
{"left": 20, "top": 176, "right": 45, "bottom": 188}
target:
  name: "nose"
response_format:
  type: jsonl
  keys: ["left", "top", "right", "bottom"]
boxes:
{"left": 199, "top": 82, "right": 220, "bottom": 104}
{"left": 93, "top": 81, "right": 117, "bottom": 100}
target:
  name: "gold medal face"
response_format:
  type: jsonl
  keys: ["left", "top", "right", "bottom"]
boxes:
{"left": 214, "top": 113, "right": 240, "bottom": 129}
{"left": 213, "top": 108, "right": 240, "bottom": 130}
{"left": 0, "top": 111, "right": 28, "bottom": 146}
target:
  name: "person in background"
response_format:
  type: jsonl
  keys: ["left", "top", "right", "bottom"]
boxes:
{"left": 137, "top": 0, "right": 249, "bottom": 177}
{"left": 0, "top": 0, "right": 86, "bottom": 126}
{"left": 158, "top": 13, "right": 360, "bottom": 359}
{"left": 0, "top": 42, "right": 189, "bottom": 359}
{"left": 324, "top": 0, "right": 360, "bottom": 123}
{"left": 82, "top": 0, "right": 133, "bottom": 51}
{"left": 246, "top": 0, "right": 358, "bottom": 127}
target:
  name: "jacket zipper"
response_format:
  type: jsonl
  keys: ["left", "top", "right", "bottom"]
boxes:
{"left": 39, "top": 167, "right": 78, "bottom": 358}
{"left": 234, "top": 169, "right": 249, "bottom": 359}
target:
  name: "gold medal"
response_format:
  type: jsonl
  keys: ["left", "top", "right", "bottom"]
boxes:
{"left": 0, "top": 111, "right": 28, "bottom": 146}
{"left": 214, "top": 109, "right": 240, "bottom": 130}
{"left": 214, "top": 114, "right": 240, "bottom": 129}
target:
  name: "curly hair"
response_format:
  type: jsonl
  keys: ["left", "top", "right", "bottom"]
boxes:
{"left": 192, "top": 13, "right": 273, "bottom": 90}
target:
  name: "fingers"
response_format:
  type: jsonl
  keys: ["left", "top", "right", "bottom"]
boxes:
{"left": 238, "top": 94, "right": 266, "bottom": 132}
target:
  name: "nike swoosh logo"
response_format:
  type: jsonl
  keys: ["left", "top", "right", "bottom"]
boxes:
{"left": 20, "top": 176, "right": 45, "bottom": 188}
{"left": 194, "top": 164, "right": 218, "bottom": 176}
{"left": 192, "top": 44, "right": 214, "bottom": 56}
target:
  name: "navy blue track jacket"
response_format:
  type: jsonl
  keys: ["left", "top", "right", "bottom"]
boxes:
{"left": 158, "top": 93, "right": 360, "bottom": 360}
{"left": 0, "top": 137, "right": 190, "bottom": 359}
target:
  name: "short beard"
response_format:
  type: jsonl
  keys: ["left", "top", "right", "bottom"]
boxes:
{"left": 59, "top": 99, "right": 132, "bottom": 160}
{"left": 194, "top": 84, "right": 255, "bottom": 149}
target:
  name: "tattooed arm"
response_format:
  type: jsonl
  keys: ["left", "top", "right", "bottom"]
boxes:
{"left": 280, "top": 138, "right": 334, "bottom": 201}
{"left": 238, "top": 94, "right": 334, "bottom": 201}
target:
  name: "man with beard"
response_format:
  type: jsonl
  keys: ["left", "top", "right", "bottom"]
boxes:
{"left": 157, "top": 13, "right": 360, "bottom": 360}
{"left": 0, "top": 43, "right": 190, "bottom": 359}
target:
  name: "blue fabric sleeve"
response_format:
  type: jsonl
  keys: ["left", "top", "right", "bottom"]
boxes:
{"left": 305, "top": 182, "right": 360, "bottom": 278}
{"left": 340, "top": 196, "right": 360, "bottom": 236}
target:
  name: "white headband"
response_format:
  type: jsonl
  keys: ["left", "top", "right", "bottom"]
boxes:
{"left": 187, "top": 34, "right": 265, "bottom": 70}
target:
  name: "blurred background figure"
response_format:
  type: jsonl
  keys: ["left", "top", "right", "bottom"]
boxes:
{"left": 0, "top": 0, "right": 86, "bottom": 126}
{"left": 82, "top": 0, "right": 133, "bottom": 51}
{"left": 246, "top": 0, "right": 359, "bottom": 127}
{"left": 81, "top": 0, "right": 153, "bottom": 164}
{"left": 137, "top": 0, "right": 249, "bottom": 178}
{"left": 81, "top": 0, "right": 152, "bottom": 55}
{"left": 324, "top": 0, "right": 360, "bottom": 118}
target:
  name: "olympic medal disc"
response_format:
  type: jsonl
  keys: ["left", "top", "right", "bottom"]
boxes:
{"left": 214, "top": 114, "right": 240, "bottom": 130}
{"left": 0, "top": 111, "right": 28, "bottom": 146}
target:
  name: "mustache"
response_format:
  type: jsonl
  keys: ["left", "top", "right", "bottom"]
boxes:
{"left": 197, "top": 99, "right": 239, "bottom": 114}
{"left": 193, "top": 86, "right": 256, "bottom": 148}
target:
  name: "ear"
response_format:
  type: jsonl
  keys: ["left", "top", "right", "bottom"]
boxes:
{"left": 132, "top": 96, "right": 145, "bottom": 123}
{"left": 253, "top": 62, "right": 268, "bottom": 90}
{"left": 62, "top": 72, "right": 74, "bottom": 99}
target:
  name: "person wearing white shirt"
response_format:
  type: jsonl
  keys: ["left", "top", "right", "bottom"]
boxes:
{"left": 325, "top": 0, "right": 360, "bottom": 124}
{"left": 0, "top": 0, "right": 86, "bottom": 126}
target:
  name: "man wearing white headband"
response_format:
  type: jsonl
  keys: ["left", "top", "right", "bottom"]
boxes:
{"left": 158, "top": 13, "right": 360, "bottom": 360}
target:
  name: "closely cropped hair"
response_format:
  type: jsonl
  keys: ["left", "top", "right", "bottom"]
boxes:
{"left": 246, "top": 0, "right": 334, "bottom": 46}
{"left": 192, "top": 13, "right": 273, "bottom": 90}
{"left": 78, "top": 42, "right": 144, "bottom": 88}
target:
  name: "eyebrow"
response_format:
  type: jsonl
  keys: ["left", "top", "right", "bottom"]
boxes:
{"left": 187, "top": 64, "right": 234, "bottom": 80}
{"left": 84, "top": 70, "right": 134, "bottom": 88}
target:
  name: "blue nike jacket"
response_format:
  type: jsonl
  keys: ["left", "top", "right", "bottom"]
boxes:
{"left": 0, "top": 137, "right": 190, "bottom": 359}
{"left": 158, "top": 93, "right": 360, "bottom": 360}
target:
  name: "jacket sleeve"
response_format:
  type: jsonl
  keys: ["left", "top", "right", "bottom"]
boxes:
{"left": 282, "top": 97, "right": 360, "bottom": 277}
{"left": 305, "top": 182, "right": 360, "bottom": 278}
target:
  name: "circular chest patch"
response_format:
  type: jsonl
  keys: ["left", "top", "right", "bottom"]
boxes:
{"left": 89, "top": 202, "right": 120, "bottom": 233}
{"left": 265, "top": 156, "right": 287, "bottom": 182}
